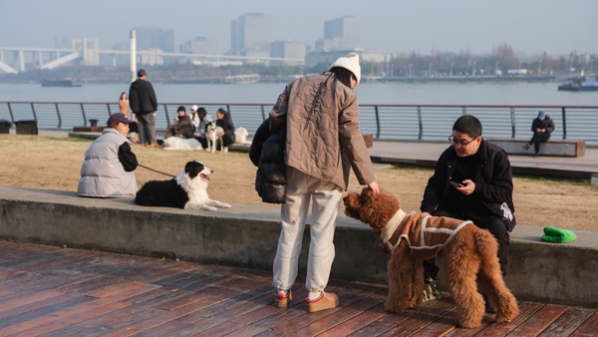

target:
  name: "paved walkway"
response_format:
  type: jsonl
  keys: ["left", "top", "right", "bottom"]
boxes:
{"left": 1, "top": 240, "right": 596, "bottom": 336}
{"left": 370, "top": 140, "right": 598, "bottom": 179}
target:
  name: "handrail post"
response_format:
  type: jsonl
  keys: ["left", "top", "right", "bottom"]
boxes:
{"left": 80, "top": 103, "right": 87, "bottom": 127}
{"left": 7, "top": 103, "right": 15, "bottom": 125}
{"left": 374, "top": 105, "right": 380, "bottom": 139}
{"left": 55, "top": 103, "right": 62, "bottom": 129}
{"left": 462, "top": 107, "right": 467, "bottom": 115}
{"left": 260, "top": 105, "right": 266, "bottom": 121}
{"left": 510, "top": 107, "right": 516, "bottom": 138}
{"left": 30, "top": 103, "right": 38, "bottom": 123}
{"left": 417, "top": 106, "right": 423, "bottom": 140}
{"left": 226, "top": 105, "right": 231, "bottom": 115}
{"left": 562, "top": 107, "right": 567, "bottom": 140}
{"left": 107, "top": 103, "right": 112, "bottom": 116}
{"left": 164, "top": 105, "right": 170, "bottom": 129}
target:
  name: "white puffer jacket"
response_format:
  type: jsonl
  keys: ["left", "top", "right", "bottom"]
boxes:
{"left": 77, "top": 128, "right": 137, "bottom": 197}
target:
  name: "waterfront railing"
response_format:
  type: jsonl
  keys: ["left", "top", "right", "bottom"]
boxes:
{"left": 1, "top": 101, "right": 597, "bottom": 146}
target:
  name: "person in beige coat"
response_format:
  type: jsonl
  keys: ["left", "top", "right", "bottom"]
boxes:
{"left": 269, "top": 52, "right": 380, "bottom": 312}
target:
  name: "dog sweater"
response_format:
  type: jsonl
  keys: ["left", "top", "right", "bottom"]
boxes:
{"left": 379, "top": 209, "right": 472, "bottom": 260}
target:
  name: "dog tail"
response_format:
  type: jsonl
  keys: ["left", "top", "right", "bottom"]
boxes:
{"left": 473, "top": 228, "right": 499, "bottom": 261}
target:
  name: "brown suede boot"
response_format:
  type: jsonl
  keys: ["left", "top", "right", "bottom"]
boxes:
{"left": 305, "top": 292, "right": 339, "bottom": 312}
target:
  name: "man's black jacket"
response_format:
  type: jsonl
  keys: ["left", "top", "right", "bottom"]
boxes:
{"left": 129, "top": 79, "right": 157, "bottom": 114}
{"left": 420, "top": 139, "right": 516, "bottom": 231}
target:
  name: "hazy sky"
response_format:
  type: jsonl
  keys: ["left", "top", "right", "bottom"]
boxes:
{"left": 0, "top": 0, "right": 596, "bottom": 55}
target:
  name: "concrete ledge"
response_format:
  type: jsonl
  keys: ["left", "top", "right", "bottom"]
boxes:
{"left": 488, "top": 138, "right": 586, "bottom": 157}
{"left": 0, "top": 186, "right": 596, "bottom": 308}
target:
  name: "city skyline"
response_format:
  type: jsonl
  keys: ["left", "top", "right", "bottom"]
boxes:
{"left": 0, "top": 0, "right": 596, "bottom": 56}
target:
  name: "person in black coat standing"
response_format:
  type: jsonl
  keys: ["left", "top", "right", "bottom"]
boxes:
{"left": 129, "top": 69, "right": 159, "bottom": 147}
{"left": 523, "top": 110, "right": 555, "bottom": 157}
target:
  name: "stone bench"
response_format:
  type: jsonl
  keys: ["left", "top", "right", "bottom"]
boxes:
{"left": 1, "top": 186, "right": 597, "bottom": 308}
{"left": 488, "top": 138, "right": 586, "bottom": 157}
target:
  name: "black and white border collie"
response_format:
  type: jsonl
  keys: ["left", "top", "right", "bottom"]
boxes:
{"left": 135, "top": 160, "right": 231, "bottom": 211}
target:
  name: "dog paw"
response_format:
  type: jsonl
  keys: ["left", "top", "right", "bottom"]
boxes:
{"left": 220, "top": 203, "right": 231, "bottom": 208}
{"left": 205, "top": 206, "right": 218, "bottom": 211}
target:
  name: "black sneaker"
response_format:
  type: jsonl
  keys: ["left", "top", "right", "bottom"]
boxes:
{"left": 422, "top": 277, "right": 442, "bottom": 302}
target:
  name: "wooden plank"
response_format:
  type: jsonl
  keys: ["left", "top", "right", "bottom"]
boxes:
{"left": 0, "top": 296, "right": 93, "bottom": 330}
{"left": 441, "top": 314, "right": 495, "bottom": 337}
{"left": 0, "top": 290, "right": 66, "bottom": 313}
{"left": 320, "top": 302, "right": 395, "bottom": 337}
{"left": 224, "top": 288, "right": 311, "bottom": 336}
{"left": 86, "top": 281, "right": 161, "bottom": 299}
{"left": 377, "top": 298, "right": 456, "bottom": 337}
{"left": 537, "top": 308, "right": 596, "bottom": 337}
{"left": 508, "top": 304, "right": 569, "bottom": 336}
{"left": 253, "top": 283, "right": 383, "bottom": 337}
{"left": 155, "top": 291, "right": 276, "bottom": 336}
{"left": 8, "top": 300, "right": 130, "bottom": 337}
{"left": 42, "top": 306, "right": 165, "bottom": 337}
{"left": 569, "top": 312, "right": 598, "bottom": 337}
{"left": 0, "top": 292, "right": 81, "bottom": 321}
{"left": 473, "top": 301, "right": 543, "bottom": 336}
{"left": 292, "top": 289, "right": 386, "bottom": 336}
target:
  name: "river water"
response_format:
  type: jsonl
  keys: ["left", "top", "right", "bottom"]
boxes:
{"left": 0, "top": 82, "right": 596, "bottom": 106}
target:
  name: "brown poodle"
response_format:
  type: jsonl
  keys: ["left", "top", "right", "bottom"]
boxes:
{"left": 343, "top": 187, "right": 519, "bottom": 329}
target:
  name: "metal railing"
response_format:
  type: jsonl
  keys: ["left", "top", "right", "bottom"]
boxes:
{"left": 1, "top": 101, "right": 597, "bottom": 146}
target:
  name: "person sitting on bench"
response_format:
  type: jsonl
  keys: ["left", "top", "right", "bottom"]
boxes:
{"left": 523, "top": 110, "right": 555, "bottom": 157}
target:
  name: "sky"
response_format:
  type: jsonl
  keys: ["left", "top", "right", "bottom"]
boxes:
{"left": 0, "top": 0, "right": 596, "bottom": 56}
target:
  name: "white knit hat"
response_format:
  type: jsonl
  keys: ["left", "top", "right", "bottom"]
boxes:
{"left": 191, "top": 105, "right": 198, "bottom": 111}
{"left": 330, "top": 52, "right": 361, "bottom": 85}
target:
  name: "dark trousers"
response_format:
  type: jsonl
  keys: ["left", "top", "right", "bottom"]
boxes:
{"left": 134, "top": 112, "right": 156, "bottom": 145}
{"left": 195, "top": 135, "right": 208, "bottom": 149}
{"left": 423, "top": 210, "right": 510, "bottom": 279}
{"left": 529, "top": 132, "right": 551, "bottom": 154}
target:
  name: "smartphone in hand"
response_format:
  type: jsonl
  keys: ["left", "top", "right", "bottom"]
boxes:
{"left": 449, "top": 181, "right": 464, "bottom": 187}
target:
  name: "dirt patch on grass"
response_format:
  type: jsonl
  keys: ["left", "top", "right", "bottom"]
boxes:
{"left": 1, "top": 135, "right": 597, "bottom": 231}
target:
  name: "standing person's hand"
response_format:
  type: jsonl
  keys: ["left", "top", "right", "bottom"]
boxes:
{"left": 368, "top": 181, "right": 380, "bottom": 194}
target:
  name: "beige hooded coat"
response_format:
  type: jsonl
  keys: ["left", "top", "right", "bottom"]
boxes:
{"left": 269, "top": 72, "right": 375, "bottom": 190}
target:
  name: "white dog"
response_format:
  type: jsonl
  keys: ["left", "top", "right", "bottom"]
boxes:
{"left": 135, "top": 160, "right": 231, "bottom": 211}
{"left": 162, "top": 137, "right": 203, "bottom": 151}
{"left": 234, "top": 127, "right": 252, "bottom": 145}
{"left": 205, "top": 122, "right": 226, "bottom": 153}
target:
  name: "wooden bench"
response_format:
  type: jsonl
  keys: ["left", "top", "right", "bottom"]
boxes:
{"left": 487, "top": 138, "right": 585, "bottom": 157}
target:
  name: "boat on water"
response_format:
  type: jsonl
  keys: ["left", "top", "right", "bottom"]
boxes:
{"left": 558, "top": 76, "right": 598, "bottom": 91}
{"left": 40, "top": 79, "right": 84, "bottom": 87}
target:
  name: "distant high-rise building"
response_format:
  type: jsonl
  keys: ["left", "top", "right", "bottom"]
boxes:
{"left": 180, "top": 36, "right": 217, "bottom": 54}
{"left": 270, "top": 41, "right": 306, "bottom": 66}
{"left": 317, "top": 16, "right": 362, "bottom": 51}
{"left": 230, "top": 13, "right": 272, "bottom": 60}
{"left": 133, "top": 26, "right": 175, "bottom": 53}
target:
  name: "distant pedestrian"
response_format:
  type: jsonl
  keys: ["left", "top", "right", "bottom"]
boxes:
{"left": 523, "top": 110, "right": 555, "bottom": 157}
{"left": 129, "top": 69, "right": 160, "bottom": 148}
{"left": 118, "top": 92, "right": 130, "bottom": 119}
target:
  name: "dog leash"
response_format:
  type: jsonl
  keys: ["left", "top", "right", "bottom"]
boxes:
{"left": 137, "top": 164, "right": 176, "bottom": 178}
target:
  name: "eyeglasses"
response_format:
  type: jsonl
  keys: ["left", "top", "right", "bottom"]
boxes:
{"left": 448, "top": 135, "right": 477, "bottom": 146}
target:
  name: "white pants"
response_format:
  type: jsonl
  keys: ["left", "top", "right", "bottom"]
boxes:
{"left": 272, "top": 166, "right": 343, "bottom": 293}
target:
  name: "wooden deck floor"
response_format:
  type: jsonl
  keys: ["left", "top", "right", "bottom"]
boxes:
{"left": 0, "top": 241, "right": 595, "bottom": 337}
